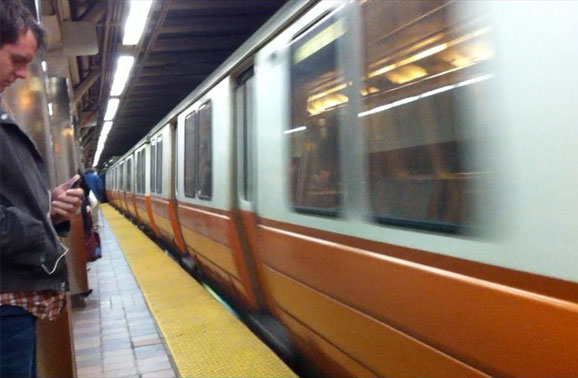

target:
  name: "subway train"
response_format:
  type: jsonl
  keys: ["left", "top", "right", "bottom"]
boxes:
{"left": 104, "top": 1, "right": 578, "bottom": 377}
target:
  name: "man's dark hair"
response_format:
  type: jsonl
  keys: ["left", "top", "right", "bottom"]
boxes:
{"left": 0, "top": 0, "right": 46, "bottom": 50}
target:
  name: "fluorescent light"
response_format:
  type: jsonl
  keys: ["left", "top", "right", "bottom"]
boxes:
{"left": 110, "top": 56, "right": 135, "bottom": 96}
{"left": 123, "top": 0, "right": 154, "bottom": 45}
{"left": 369, "top": 43, "right": 448, "bottom": 79}
{"left": 104, "top": 98, "right": 120, "bottom": 121}
{"left": 101, "top": 121, "right": 113, "bottom": 136}
{"left": 411, "top": 44, "right": 447, "bottom": 62}
{"left": 94, "top": 121, "right": 114, "bottom": 166}
{"left": 48, "top": 103, "right": 53, "bottom": 116}
{"left": 359, "top": 74, "right": 493, "bottom": 118}
{"left": 284, "top": 126, "right": 307, "bottom": 134}
{"left": 93, "top": 146, "right": 103, "bottom": 166}
{"left": 41, "top": 61, "right": 47, "bottom": 72}
{"left": 456, "top": 74, "right": 494, "bottom": 87}
{"left": 419, "top": 85, "right": 454, "bottom": 99}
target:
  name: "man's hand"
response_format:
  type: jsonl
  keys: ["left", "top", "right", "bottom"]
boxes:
{"left": 51, "top": 188, "right": 83, "bottom": 225}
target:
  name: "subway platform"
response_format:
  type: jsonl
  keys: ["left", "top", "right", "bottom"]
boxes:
{"left": 71, "top": 205, "right": 296, "bottom": 378}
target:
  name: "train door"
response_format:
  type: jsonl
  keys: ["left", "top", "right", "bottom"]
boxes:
{"left": 234, "top": 68, "right": 268, "bottom": 311}
{"left": 125, "top": 156, "right": 135, "bottom": 218}
{"left": 174, "top": 79, "right": 261, "bottom": 311}
{"left": 133, "top": 147, "right": 146, "bottom": 225}
{"left": 119, "top": 160, "right": 127, "bottom": 213}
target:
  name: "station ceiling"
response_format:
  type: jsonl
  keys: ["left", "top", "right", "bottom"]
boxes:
{"left": 68, "top": 0, "right": 289, "bottom": 168}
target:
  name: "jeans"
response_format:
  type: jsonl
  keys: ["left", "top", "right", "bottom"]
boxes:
{"left": 0, "top": 305, "right": 37, "bottom": 378}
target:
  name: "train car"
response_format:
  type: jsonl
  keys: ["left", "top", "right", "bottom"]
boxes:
{"left": 106, "top": 165, "right": 115, "bottom": 207}
{"left": 104, "top": 1, "right": 578, "bottom": 377}
{"left": 114, "top": 160, "right": 125, "bottom": 212}
{"left": 174, "top": 78, "right": 261, "bottom": 311}
{"left": 147, "top": 124, "right": 187, "bottom": 252}
{"left": 132, "top": 142, "right": 159, "bottom": 235}
{"left": 124, "top": 153, "right": 139, "bottom": 220}
{"left": 110, "top": 165, "right": 120, "bottom": 209}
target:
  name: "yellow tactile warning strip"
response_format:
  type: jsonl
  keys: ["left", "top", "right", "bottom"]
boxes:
{"left": 102, "top": 205, "right": 297, "bottom": 378}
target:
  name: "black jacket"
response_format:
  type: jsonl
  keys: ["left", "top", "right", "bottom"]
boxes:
{"left": 0, "top": 111, "right": 68, "bottom": 292}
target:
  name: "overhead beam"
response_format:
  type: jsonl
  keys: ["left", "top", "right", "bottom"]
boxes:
{"left": 80, "top": 1, "right": 108, "bottom": 23}
{"left": 132, "top": 75, "right": 204, "bottom": 86}
{"left": 140, "top": 63, "right": 215, "bottom": 77}
{"left": 74, "top": 70, "right": 101, "bottom": 106}
{"left": 168, "top": 0, "right": 282, "bottom": 13}
{"left": 145, "top": 51, "right": 229, "bottom": 65}
{"left": 159, "top": 19, "right": 255, "bottom": 35}
{"left": 152, "top": 35, "right": 247, "bottom": 52}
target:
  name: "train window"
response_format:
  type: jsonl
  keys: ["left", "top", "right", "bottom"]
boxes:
{"left": 135, "top": 153, "right": 140, "bottom": 193}
{"left": 150, "top": 142, "right": 156, "bottom": 193}
{"left": 197, "top": 101, "right": 212, "bottom": 200}
{"left": 138, "top": 149, "right": 144, "bottom": 194}
{"left": 126, "top": 158, "right": 132, "bottom": 192}
{"left": 184, "top": 112, "right": 197, "bottom": 198}
{"left": 120, "top": 163, "right": 124, "bottom": 191}
{"left": 236, "top": 69, "right": 254, "bottom": 201}
{"left": 156, "top": 136, "right": 163, "bottom": 194}
{"left": 288, "top": 13, "right": 346, "bottom": 215}
{"left": 141, "top": 150, "right": 145, "bottom": 193}
{"left": 359, "top": 0, "right": 492, "bottom": 232}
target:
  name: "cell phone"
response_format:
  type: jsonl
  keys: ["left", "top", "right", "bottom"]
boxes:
{"left": 71, "top": 177, "right": 82, "bottom": 188}
{"left": 62, "top": 175, "right": 81, "bottom": 190}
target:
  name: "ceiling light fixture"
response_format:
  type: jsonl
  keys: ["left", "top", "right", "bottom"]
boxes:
{"left": 123, "top": 0, "right": 154, "bottom": 45}
{"left": 101, "top": 121, "right": 113, "bottom": 136}
{"left": 104, "top": 98, "right": 120, "bottom": 121}
{"left": 110, "top": 56, "right": 135, "bottom": 96}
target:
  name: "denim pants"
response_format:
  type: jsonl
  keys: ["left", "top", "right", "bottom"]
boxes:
{"left": 0, "top": 305, "right": 37, "bottom": 378}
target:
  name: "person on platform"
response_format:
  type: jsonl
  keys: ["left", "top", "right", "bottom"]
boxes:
{"left": 83, "top": 167, "right": 104, "bottom": 229}
{"left": 0, "top": 1, "right": 84, "bottom": 377}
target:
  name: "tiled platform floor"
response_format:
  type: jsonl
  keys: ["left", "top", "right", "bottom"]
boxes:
{"left": 72, "top": 210, "right": 179, "bottom": 378}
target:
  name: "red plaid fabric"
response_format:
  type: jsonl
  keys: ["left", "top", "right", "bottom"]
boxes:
{"left": 0, "top": 291, "right": 66, "bottom": 321}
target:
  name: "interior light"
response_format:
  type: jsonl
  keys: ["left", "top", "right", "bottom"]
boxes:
{"left": 358, "top": 73, "right": 493, "bottom": 118}
{"left": 110, "top": 56, "right": 135, "bottom": 96}
{"left": 369, "top": 43, "right": 447, "bottom": 78}
{"left": 385, "top": 65, "right": 427, "bottom": 84}
{"left": 104, "top": 98, "right": 120, "bottom": 121}
{"left": 284, "top": 126, "right": 307, "bottom": 135}
{"left": 123, "top": 0, "right": 154, "bottom": 45}
{"left": 308, "top": 83, "right": 347, "bottom": 102}
{"left": 48, "top": 102, "right": 53, "bottom": 116}
{"left": 41, "top": 61, "right": 47, "bottom": 72}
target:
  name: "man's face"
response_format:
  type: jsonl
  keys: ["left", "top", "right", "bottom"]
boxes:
{"left": 0, "top": 29, "right": 38, "bottom": 93}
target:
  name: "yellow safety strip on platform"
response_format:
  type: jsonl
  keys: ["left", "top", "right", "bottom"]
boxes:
{"left": 102, "top": 205, "right": 297, "bottom": 378}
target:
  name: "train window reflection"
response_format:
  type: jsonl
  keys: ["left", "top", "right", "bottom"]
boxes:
{"left": 141, "top": 150, "right": 145, "bottom": 193}
{"left": 120, "top": 162, "right": 124, "bottom": 191}
{"left": 360, "top": 0, "right": 492, "bottom": 232}
{"left": 156, "top": 136, "right": 163, "bottom": 194}
{"left": 198, "top": 101, "right": 212, "bottom": 200}
{"left": 236, "top": 69, "right": 254, "bottom": 202}
{"left": 127, "top": 158, "right": 132, "bottom": 192}
{"left": 289, "top": 14, "right": 345, "bottom": 215}
{"left": 136, "top": 153, "right": 140, "bottom": 193}
{"left": 184, "top": 112, "right": 197, "bottom": 198}
{"left": 150, "top": 142, "right": 156, "bottom": 193}
{"left": 139, "top": 149, "right": 145, "bottom": 194}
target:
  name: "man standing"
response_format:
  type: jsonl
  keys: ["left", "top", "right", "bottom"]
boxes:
{"left": 0, "top": 1, "right": 84, "bottom": 377}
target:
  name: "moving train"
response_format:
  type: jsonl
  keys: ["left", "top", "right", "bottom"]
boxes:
{"left": 105, "top": 1, "right": 578, "bottom": 376}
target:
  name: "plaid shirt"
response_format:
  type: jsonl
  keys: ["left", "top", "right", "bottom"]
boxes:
{"left": 0, "top": 291, "right": 66, "bottom": 321}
